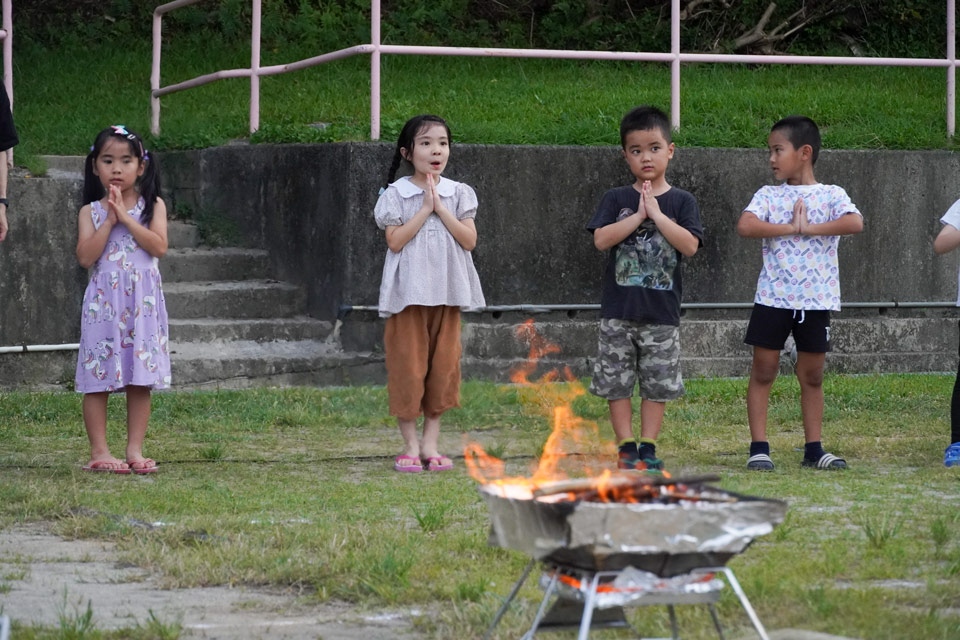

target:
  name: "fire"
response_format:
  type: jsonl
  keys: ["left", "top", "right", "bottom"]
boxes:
{"left": 465, "top": 319, "right": 666, "bottom": 501}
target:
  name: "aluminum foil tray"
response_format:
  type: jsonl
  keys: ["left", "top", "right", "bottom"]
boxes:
{"left": 479, "top": 484, "right": 787, "bottom": 575}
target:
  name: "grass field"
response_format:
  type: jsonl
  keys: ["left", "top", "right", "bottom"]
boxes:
{"left": 1, "top": 374, "right": 959, "bottom": 638}
{"left": 12, "top": 40, "right": 959, "bottom": 173}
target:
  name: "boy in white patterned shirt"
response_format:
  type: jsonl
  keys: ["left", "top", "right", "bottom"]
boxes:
{"left": 737, "top": 115, "right": 863, "bottom": 471}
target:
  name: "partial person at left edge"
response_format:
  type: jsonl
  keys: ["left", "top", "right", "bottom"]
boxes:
{"left": 0, "top": 84, "right": 18, "bottom": 243}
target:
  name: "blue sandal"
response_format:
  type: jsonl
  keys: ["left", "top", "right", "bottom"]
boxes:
{"left": 944, "top": 442, "right": 960, "bottom": 468}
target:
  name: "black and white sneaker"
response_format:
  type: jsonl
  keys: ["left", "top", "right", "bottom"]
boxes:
{"left": 746, "top": 453, "right": 775, "bottom": 471}
{"left": 801, "top": 452, "right": 847, "bottom": 469}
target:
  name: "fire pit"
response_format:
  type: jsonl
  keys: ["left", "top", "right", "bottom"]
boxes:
{"left": 479, "top": 472, "right": 786, "bottom": 639}
{"left": 480, "top": 472, "right": 787, "bottom": 575}
{"left": 469, "top": 323, "right": 785, "bottom": 639}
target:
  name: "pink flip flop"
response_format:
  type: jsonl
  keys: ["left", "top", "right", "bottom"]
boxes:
{"left": 394, "top": 455, "right": 423, "bottom": 473}
{"left": 82, "top": 460, "right": 132, "bottom": 475}
{"left": 127, "top": 458, "right": 159, "bottom": 475}
{"left": 421, "top": 456, "right": 454, "bottom": 471}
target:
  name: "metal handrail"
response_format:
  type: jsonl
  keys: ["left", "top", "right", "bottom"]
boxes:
{"left": 152, "top": 1, "right": 957, "bottom": 139}
{"left": 1, "top": 0, "right": 12, "bottom": 166}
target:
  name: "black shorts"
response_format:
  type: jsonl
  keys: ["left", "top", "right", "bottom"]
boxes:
{"left": 743, "top": 303, "right": 831, "bottom": 353}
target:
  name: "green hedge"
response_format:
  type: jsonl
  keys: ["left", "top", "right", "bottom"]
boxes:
{"left": 16, "top": 0, "right": 951, "bottom": 58}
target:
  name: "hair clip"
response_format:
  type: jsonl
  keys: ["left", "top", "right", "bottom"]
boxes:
{"left": 89, "top": 145, "right": 94, "bottom": 152}
{"left": 143, "top": 150, "right": 150, "bottom": 161}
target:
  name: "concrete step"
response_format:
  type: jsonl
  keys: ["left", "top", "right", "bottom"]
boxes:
{"left": 169, "top": 340, "right": 383, "bottom": 389}
{"left": 161, "top": 247, "right": 270, "bottom": 282}
{"left": 39, "top": 154, "right": 84, "bottom": 180}
{"left": 169, "top": 317, "right": 333, "bottom": 343}
{"left": 163, "top": 280, "right": 306, "bottom": 319}
{"left": 167, "top": 220, "right": 201, "bottom": 249}
{"left": 2, "top": 316, "right": 958, "bottom": 390}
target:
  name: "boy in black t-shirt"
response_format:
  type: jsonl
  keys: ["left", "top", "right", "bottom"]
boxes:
{"left": 586, "top": 106, "right": 703, "bottom": 470}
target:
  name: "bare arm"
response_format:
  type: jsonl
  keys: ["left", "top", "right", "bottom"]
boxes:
{"left": 594, "top": 212, "right": 646, "bottom": 251}
{"left": 76, "top": 204, "right": 114, "bottom": 269}
{"left": 431, "top": 178, "right": 478, "bottom": 251}
{"left": 117, "top": 196, "right": 168, "bottom": 258}
{"left": 804, "top": 211, "right": 863, "bottom": 236}
{"left": 0, "top": 151, "right": 7, "bottom": 242}
{"left": 643, "top": 186, "right": 699, "bottom": 257}
{"left": 935, "top": 223, "right": 960, "bottom": 254}
{"left": 736, "top": 211, "right": 797, "bottom": 238}
{"left": 385, "top": 204, "right": 431, "bottom": 253}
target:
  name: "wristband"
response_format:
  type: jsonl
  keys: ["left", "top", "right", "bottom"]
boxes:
{"left": 0, "top": 198, "right": 8, "bottom": 209}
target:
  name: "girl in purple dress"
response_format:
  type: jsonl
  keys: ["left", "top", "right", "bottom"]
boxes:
{"left": 75, "top": 126, "right": 170, "bottom": 474}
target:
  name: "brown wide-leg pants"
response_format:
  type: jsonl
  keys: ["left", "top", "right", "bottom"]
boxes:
{"left": 384, "top": 305, "right": 462, "bottom": 420}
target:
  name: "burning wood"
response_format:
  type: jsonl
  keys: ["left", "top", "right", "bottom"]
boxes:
{"left": 530, "top": 472, "right": 730, "bottom": 504}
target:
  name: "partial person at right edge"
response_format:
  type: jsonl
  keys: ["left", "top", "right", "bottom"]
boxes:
{"left": 933, "top": 200, "right": 960, "bottom": 468}
{"left": 0, "top": 84, "right": 19, "bottom": 243}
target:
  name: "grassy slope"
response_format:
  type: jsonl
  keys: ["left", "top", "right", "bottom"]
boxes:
{"left": 12, "top": 40, "right": 957, "bottom": 166}
{"left": 1, "top": 376, "right": 959, "bottom": 639}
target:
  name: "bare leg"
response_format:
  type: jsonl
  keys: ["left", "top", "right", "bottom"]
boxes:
{"left": 82, "top": 392, "right": 127, "bottom": 470}
{"left": 795, "top": 352, "right": 826, "bottom": 443}
{"left": 420, "top": 412, "right": 443, "bottom": 459}
{"left": 746, "top": 347, "right": 781, "bottom": 442}
{"left": 608, "top": 397, "right": 634, "bottom": 443}
{"left": 639, "top": 399, "right": 666, "bottom": 440}
{"left": 397, "top": 417, "right": 421, "bottom": 468}
{"left": 125, "top": 386, "right": 156, "bottom": 470}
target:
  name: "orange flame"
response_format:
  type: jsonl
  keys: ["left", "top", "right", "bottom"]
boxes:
{"left": 465, "top": 319, "right": 626, "bottom": 494}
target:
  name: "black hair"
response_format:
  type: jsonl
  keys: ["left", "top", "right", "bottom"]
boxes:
{"left": 83, "top": 125, "right": 161, "bottom": 225}
{"left": 384, "top": 114, "right": 452, "bottom": 188}
{"left": 770, "top": 115, "right": 821, "bottom": 164}
{"left": 619, "top": 105, "right": 672, "bottom": 148}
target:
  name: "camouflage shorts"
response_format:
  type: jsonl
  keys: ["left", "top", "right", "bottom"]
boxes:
{"left": 589, "top": 318, "right": 685, "bottom": 401}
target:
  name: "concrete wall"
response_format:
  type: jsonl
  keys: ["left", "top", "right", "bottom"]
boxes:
{"left": 160, "top": 143, "right": 960, "bottom": 320}
{"left": 2, "top": 142, "right": 958, "bottom": 350}
{"left": 0, "top": 175, "right": 86, "bottom": 346}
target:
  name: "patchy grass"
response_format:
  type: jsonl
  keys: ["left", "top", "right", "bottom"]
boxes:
{"left": 1, "top": 376, "right": 959, "bottom": 638}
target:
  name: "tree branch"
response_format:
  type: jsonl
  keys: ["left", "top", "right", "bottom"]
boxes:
{"left": 733, "top": 2, "right": 778, "bottom": 50}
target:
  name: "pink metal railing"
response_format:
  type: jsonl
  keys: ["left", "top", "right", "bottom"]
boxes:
{"left": 152, "top": 0, "right": 958, "bottom": 140}
{"left": 1, "top": 0, "right": 12, "bottom": 165}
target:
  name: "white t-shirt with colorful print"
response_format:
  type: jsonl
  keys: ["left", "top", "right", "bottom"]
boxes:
{"left": 745, "top": 183, "right": 861, "bottom": 311}
{"left": 939, "top": 198, "right": 960, "bottom": 306}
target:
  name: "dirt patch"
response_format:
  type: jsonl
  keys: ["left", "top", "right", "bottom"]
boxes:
{"left": 0, "top": 523, "right": 417, "bottom": 639}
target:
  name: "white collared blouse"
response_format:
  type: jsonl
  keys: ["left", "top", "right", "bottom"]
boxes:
{"left": 374, "top": 176, "right": 486, "bottom": 318}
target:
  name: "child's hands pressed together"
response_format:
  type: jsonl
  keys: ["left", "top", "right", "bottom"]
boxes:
{"left": 791, "top": 197, "right": 808, "bottom": 235}
{"left": 641, "top": 180, "right": 663, "bottom": 222}
{"left": 428, "top": 174, "right": 453, "bottom": 218}
{"left": 634, "top": 186, "right": 648, "bottom": 223}
{"left": 106, "top": 184, "right": 123, "bottom": 227}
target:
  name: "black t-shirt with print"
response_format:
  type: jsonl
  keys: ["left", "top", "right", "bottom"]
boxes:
{"left": 586, "top": 185, "right": 703, "bottom": 326}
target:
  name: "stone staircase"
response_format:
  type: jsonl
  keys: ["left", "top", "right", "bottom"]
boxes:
{"left": 5, "top": 156, "right": 954, "bottom": 390}
{"left": 161, "top": 223, "right": 383, "bottom": 388}
{"left": 35, "top": 155, "right": 385, "bottom": 389}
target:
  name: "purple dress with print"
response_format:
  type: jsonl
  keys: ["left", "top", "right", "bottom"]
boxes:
{"left": 75, "top": 198, "right": 171, "bottom": 393}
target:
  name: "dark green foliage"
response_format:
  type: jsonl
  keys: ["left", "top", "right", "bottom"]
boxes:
{"left": 14, "top": 0, "right": 951, "bottom": 58}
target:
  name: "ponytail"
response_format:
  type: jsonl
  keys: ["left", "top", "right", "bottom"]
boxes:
{"left": 137, "top": 153, "right": 162, "bottom": 226}
{"left": 384, "top": 147, "right": 403, "bottom": 189}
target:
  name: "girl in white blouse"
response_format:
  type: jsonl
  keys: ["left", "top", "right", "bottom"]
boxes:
{"left": 374, "top": 115, "right": 485, "bottom": 473}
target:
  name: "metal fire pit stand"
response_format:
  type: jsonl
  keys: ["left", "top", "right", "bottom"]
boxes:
{"left": 483, "top": 560, "right": 770, "bottom": 640}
